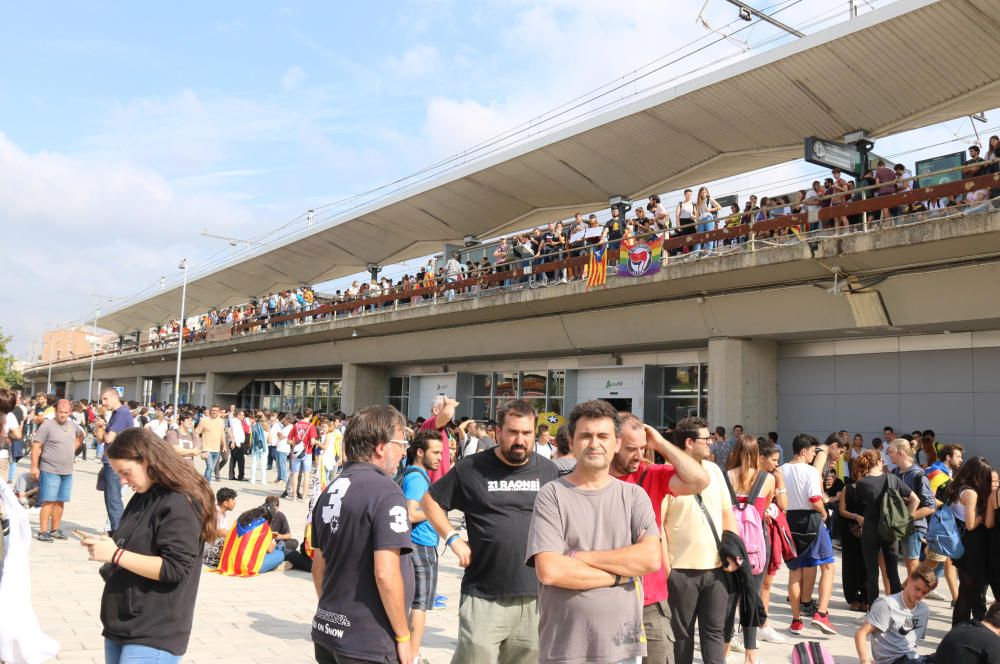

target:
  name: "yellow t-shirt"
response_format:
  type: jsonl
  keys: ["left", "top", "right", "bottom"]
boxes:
{"left": 662, "top": 460, "right": 732, "bottom": 570}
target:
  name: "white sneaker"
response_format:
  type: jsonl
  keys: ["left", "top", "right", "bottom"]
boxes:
{"left": 730, "top": 632, "right": 745, "bottom": 652}
{"left": 758, "top": 625, "right": 787, "bottom": 644}
{"left": 926, "top": 589, "right": 946, "bottom": 601}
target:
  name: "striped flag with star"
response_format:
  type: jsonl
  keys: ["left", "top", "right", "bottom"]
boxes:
{"left": 213, "top": 518, "right": 273, "bottom": 577}
{"left": 587, "top": 245, "right": 608, "bottom": 289}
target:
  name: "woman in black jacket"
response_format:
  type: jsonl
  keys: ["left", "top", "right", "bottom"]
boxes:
{"left": 81, "top": 427, "right": 215, "bottom": 663}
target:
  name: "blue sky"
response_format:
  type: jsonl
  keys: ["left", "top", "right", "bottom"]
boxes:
{"left": 3, "top": 0, "right": 997, "bottom": 358}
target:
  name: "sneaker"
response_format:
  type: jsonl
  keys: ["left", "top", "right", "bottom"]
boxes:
{"left": 278, "top": 561, "right": 294, "bottom": 571}
{"left": 758, "top": 625, "right": 787, "bottom": 644}
{"left": 926, "top": 589, "right": 946, "bottom": 601}
{"left": 789, "top": 619, "right": 804, "bottom": 635}
{"left": 36, "top": 531, "right": 53, "bottom": 543}
{"left": 435, "top": 594, "right": 448, "bottom": 603}
{"left": 280, "top": 491, "right": 289, "bottom": 499}
{"left": 811, "top": 612, "right": 838, "bottom": 635}
{"left": 49, "top": 529, "right": 68, "bottom": 540}
{"left": 800, "top": 599, "right": 818, "bottom": 616}
{"left": 432, "top": 598, "right": 447, "bottom": 610}
{"left": 729, "top": 632, "right": 745, "bottom": 652}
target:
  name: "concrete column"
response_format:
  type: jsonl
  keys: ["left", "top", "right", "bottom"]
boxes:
{"left": 204, "top": 372, "right": 220, "bottom": 407}
{"left": 135, "top": 376, "right": 145, "bottom": 404}
{"left": 341, "top": 363, "right": 387, "bottom": 414}
{"left": 707, "top": 338, "right": 777, "bottom": 438}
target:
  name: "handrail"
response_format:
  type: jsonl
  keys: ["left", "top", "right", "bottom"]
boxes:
{"left": 26, "top": 166, "right": 1000, "bottom": 373}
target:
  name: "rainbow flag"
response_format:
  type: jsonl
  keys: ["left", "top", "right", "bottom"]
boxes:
{"left": 214, "top": 518, "right": 273, "bottom": 577}
{"left": 617, "top": 236, "right": 663, "bottom": 277}
{"left": 587, "top": 245, "right": 608, "bottom": 289}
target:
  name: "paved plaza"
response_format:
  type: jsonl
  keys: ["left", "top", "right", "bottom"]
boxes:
{"left": 23, "top": 458, "right": 952, "bottom": 663}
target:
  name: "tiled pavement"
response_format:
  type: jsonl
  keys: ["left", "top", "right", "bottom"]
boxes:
{"left": 23, "top": 459, "right": 952, "bottom": 663}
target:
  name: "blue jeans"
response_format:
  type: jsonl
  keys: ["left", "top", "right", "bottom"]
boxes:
{"left": 694, "top": 215, "right": 716, "bottom": 253}
{"left": 258, "top": 548, "right": 285, "bottom": 574}
{"left": 102, "top": 462, "right": 124, "bottom": 532}
{"left": 105, "top": 639, "right": 180, "bottom": 664}
{"left": 275, "top": 451, "right": 289, "bottom": 482}
{"left": 95, "top": 442, "right": 105, "bottom": 459}
{"left": 202, "top": 451, "right": 219, "bottom": 482}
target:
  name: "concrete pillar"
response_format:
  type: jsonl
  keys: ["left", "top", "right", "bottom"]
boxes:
{"left": 707, "top": 338, "right": 777, "bottom": 439}
{"left": 204, "top": 372, "right": 220, "bottom": 408}
{"left": 341, "top": 363, "right": 387, "bottom": 414}
{"left": 135, "top": 376, "right": 145, "bottom": 404}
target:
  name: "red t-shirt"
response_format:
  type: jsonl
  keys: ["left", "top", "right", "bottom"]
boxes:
{"left": 419, "top": 417, "right": 452, "bottom": 483}
{"left": 291, "top": 419, "right": 318, "bottom": 455}
{"left": 617, "top": 461, "right": 677, "bottom": 605}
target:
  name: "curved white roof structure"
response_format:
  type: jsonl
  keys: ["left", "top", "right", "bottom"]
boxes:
{"left": 98, "top": 0, "right": 1000, "bottom": 332}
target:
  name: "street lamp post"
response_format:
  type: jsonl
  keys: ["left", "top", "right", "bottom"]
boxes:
{"left": 173, "top": 259, "right": 189, "bottom": 408}
{"left": 46, "top": 339, "right": 53, "bottom": 394}
{"left": 87, "top": 309, "right": 99, "bottom": 402}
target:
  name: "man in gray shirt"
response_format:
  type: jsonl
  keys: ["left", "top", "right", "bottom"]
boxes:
{"left": 30, "top": 399, "right": 83, "bottom": 542}
{"left": 526, "top": 400, "right": 660, "bottom": 664}
{"left": 854, "top": 568, "right": 934, "bottom": 664}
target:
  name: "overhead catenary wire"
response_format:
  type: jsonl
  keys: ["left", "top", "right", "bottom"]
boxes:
{"left": 88, "top": 0, "right": 899, "bottom": 317}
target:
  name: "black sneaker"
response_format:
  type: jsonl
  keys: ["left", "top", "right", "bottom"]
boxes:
{"left": 280, "top": 491, "right": 289, "bottom": 499}
{"left": 49, "top": 529, "right": 68, "bottom": 540}
{"left": 37, "top": 531, "right": 53, "bottom": 543}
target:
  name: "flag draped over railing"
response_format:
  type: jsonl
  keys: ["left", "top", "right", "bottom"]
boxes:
{"left": 587, "top": 245, "right": 608, "bottom": 289}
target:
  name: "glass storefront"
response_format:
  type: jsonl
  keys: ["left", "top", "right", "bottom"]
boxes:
{"left": 236, "top": 379, "right": 342, "bottom": 414}
{"left": 470, "top": 370, "right": 564, "bottom": 421}
{"left": 657, "top": 364, "right": 708, "bottom": 429}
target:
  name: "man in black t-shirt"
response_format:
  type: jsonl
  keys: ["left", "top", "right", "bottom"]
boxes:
{"left": 603, "top": 207, "right": 625, "bottom": 263}
{"left": 935, "top": 601, "right": 1000, "bottom": 663}
{"left": 310, "top": 405, "right": 414, "bottom": 664}
{"left": 423, "top": 399, "right": 559, "bottom": 664}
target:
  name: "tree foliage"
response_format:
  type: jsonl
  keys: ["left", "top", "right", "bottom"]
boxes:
{"left": 0, "top": 327, "right": 22, "bottom": 389}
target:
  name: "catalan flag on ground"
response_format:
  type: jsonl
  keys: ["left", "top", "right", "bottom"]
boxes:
{"left": 213, "top": 518, "right": 273, "bottom": 577}
{"left": 587, "top": 245, "right": 608, "bottom": 289}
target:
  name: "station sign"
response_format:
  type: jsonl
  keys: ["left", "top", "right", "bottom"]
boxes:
{"left": 804, "top": 136, "right": 871, "bottom": 177}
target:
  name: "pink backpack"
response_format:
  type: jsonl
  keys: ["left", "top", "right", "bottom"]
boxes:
{"left": 724, "top": 470, "right": 768, "bottom": 575}
{"left": 791, "top": 641, "right": 834, "bottom": 664}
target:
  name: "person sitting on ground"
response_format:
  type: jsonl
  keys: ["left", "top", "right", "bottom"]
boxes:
{"left": 935, "top": 600, "right": 1000, "bottom": 663}
{"left": 214, "top": 502, "right": 287, "bottom": 576}
{"left": 14, "top": 471, "right": 40, "bottom": 508}
{"left": 854, "top": 568, "right": 936, "bottom": 664}
{"left": 203, "top": 487, "right": 238, "bottom": 568}
{"left": 263, "top": 495, "right": 295, "bottom": 551}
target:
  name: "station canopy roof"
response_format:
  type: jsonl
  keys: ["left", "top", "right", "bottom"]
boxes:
{"left": 99, "top": 0, "right": 1000, "bottom": 332}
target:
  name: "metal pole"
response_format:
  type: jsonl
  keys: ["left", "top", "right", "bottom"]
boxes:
{"left": 87, "top": 309, "right": 99, "bottom": 402}
{"left": 173, "top": 259, "right": 188, "bottom": 408}
{"left": 850, "top": 0, "right": 858, "bottom": 18}
{"left": 46, "top": 339, "right": 53, "bottom": 394}
{"left": 307, "top": 209, "right": 314, "bottom": 231}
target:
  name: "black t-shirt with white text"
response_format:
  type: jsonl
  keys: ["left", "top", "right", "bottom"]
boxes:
{"left": 310, "top": 462, "right": 414, "bottom": 661}
{"left": 429, "top": 449, "right": 559, "bottom": 599}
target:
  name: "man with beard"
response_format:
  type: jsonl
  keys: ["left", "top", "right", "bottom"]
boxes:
{"left": 401, "top": 430, "right": 445, "bottom": 664}
{"left": 611, "top": 414, "right": 710, "bottom": 664}
{"left": 422, "top": 399, "right": 559, "bottom": 664}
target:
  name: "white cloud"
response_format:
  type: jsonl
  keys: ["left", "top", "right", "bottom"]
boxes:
{"left": 281, "top": 65, "right": 306, "bottom": 91}
{"left": 0, "top": 132, "right": 271, "bottom": 355}
{"left": 385, "top": 44, "right": 440, "bottom": 78}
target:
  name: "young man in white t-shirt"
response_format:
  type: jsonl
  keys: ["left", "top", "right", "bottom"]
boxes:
{"left": 855, "top": 568, "right": 934, "bottom": 664}
{"left": 781, "top": 433, "right": 839, "bottom": 636}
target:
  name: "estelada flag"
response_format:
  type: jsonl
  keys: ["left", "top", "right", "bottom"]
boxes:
{"left": 587, "top": 245, "right": 608, "bottom": 289}
{"left": 214, "top": 518, "right": 273, "bottom": 577}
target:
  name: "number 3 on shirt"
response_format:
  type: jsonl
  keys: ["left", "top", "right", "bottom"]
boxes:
{"left": 388, "top": 505, "right": 409, "bottom": 534}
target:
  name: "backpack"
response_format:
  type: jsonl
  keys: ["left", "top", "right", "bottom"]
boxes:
{"left": 791, "top": 641, "right": 834, "bottom": 664}
{"left": 926, "top": 503, "right": 965, "bottom": 559}
{"left": 395, "top": 466, "right": 425, "bottom": 488}
{"left": 878, "top": 474, "right": 914, "bottom": 542}
{"left": 724, "top": 470, "right": 769, "bottom": 575}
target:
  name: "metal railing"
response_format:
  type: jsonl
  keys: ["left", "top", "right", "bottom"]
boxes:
{"left": 26, "top": 165, "right": 1000, "bottom": 372}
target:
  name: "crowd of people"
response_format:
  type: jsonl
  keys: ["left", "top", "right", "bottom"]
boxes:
{"left": 5, "top": 385, "right": 1000, "bottom": 664}
{"left": 69, "top": 144, "right": 1000, "bottom": 370}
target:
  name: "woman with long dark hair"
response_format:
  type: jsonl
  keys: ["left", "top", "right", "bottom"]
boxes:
{"left": 81, "top": 427, "right": 214, "bottom": 663}
{"left": 723, "top": 434, "right": 776, "bottom": 664}
{"left": 948, "top": 456, "right": 997, "bottom": 625}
